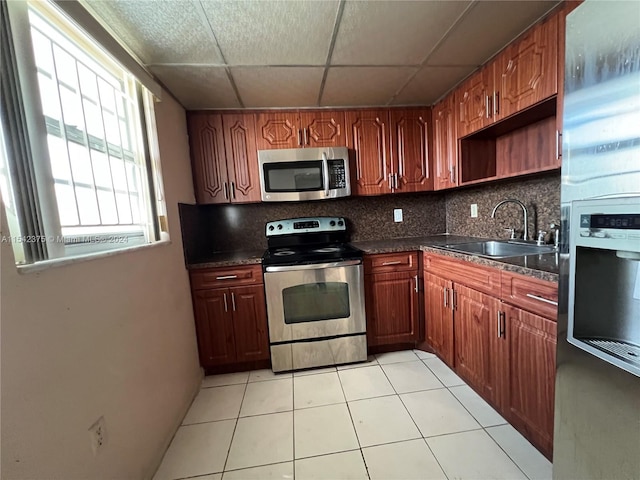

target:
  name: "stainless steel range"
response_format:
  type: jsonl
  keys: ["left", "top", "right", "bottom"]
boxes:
{"left": 262, "top": 217, "right": 367, "bottom": 372}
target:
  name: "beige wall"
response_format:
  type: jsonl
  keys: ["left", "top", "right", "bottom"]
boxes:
{"left": 0, "top": 93, "right": 201, "bottom": 479}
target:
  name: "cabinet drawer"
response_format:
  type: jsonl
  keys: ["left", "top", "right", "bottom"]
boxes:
{"left": 190, "top": 265, "right": 263, "bottom": 290}
{"left": 365, "top": 252, "right": 418, "bottom": 273}
{"left": 501, "top": 271, "right": 558, "bottom": 320}
{"left": 423, "top": 252, "right": 500, "bottom": 296}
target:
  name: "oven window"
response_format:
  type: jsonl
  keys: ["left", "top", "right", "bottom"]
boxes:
{"left": 283, "top": 282, "right": 350, "bottom": 324}
{"left": 264, "top": 161, "right": 323, "bottom": 192}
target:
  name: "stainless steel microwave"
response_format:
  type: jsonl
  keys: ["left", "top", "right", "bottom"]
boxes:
{"left": 258, "top": 147, "right": 351, "bottom": 202}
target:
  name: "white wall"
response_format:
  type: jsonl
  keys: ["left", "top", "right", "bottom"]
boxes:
{"left": 0, "top": 93, "right": 201, "bottom": 479}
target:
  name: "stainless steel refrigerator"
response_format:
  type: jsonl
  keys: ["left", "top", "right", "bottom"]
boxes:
{"left": 554, "top": 1, "right": 640, "bottom": 478}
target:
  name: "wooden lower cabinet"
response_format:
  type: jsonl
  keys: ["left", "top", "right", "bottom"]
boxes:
{"left": 192, "top": 284, "right": 269, "bottom": 368}
{"left": 455, "top": 285, "right": 501, "bottom": 404}
{"left": 502, "top": 304, "right": 557, "bottom": 459}
{"left": 424, "top": 252, "right": 557, "bottom": 459}
{"left": 365, "top": 270, "right": 420, "bottom": 347}
{"left": 424, "top": 273, "right": 454, "bottom": 366}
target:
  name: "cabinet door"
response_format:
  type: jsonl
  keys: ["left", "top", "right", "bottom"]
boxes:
{"left": 424, "top": 273, "right": 454, "bottom": 367}
{"left": 454, "top": 285, "right": 500, "bottom": 403}
{"left": 504, "top": 304, "right": 556, "bottom": 459}
{"left": 187, "top": 113, "right": 229, "bottom": 204}
{"left": 231, "top": 285, "right": 270, "bottom": 363}
{"left": 366, "top": 271, "right": 419, "bottom": 346}
{"left": 432, "top": 95, "right": 458, "bottom": 190}
{"left": 192, "top": 289, "right": 236, "bottom": 366}
{"left": 456, "top": 67, "right": 493, "bottom": 137}
{"left": 390, "top": 109, "right": 433, "bottom": 193}
{"left": 255, "top": 112, "right": 301, "bottom": 150}
{"left": 495, "top": 13, "right": 558, "bottom": 120}
{"left": 301, "top": 111, "right": 345, "bottom": 148}
{"left": 345, "top": 110, "right": 392, "bottom": 196}
{"left": 222, "top": 114, "right": 261, "bottom": 203}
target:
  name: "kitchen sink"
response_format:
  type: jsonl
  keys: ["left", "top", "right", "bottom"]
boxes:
{"left": 438, "top": 240, "right": 557, "bottom": 259}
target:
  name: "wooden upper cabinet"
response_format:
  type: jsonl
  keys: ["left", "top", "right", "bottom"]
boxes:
{"left": 390, "top": 109, "right": 433, "bottom": 193}
{"left": 496, "top": 13, "right": 558, "bottom": 120}
{"left": 345, "top": 110, "right": 392, "bottom": 196}
{"left": 456, "top": 66, "right": 493, "bottom": 138}
{"left": 187, "top": 112, "right": 260, "bottom": 204}
{"left": 222, "top": 114, "right": 261, "bottom": 203}
{"left": 188, "top": 114, "right": 229, "bottom": 204}
{"left": 255, "top": 111, "right": 345, "bottom": 150}
{"left": 300, "top": 111, "right": 345, "bottom": 148}
{"left": 432, "top": 94, "right": 458, "bottom": 190}
{"left": 255, "top": 112, "right": 301, "bottom": 150}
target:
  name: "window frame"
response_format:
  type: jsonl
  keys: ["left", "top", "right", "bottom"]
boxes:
{"left": 1, "top": 0, "right": 168, "bottom": 266}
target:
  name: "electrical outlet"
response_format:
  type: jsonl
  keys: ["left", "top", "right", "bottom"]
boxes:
{"left": 393, "top": 208, "right": 403, "bottom": 222}
{"left": 470, "top": 204, "right": 478, "bottom": 218}
{"left": 89, "top": 416, "right": 107, "bottom": 455}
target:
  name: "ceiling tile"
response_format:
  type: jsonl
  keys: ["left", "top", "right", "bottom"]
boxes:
{"left": 201, "top": 0, "right": 339, "bottom": 65}
{"left": 392, "top": 66, "right": 476, "bottom": 105}
{"left": 230, "top": 67, "right": 324, "bottom": 108}
{"left": 321, "top": 67, "right": 416, "bottom": 107}
{"left": 427, "top": 1, "right": 560, "bottom": 66}
{"left": 331, "top": 1, "right": 472, "bottom": 66}
{"left": 85, "top": 0, "right": 223, "bottom": 65}
{"left": 149, "top": 66, "right": 240, "bottom": 109}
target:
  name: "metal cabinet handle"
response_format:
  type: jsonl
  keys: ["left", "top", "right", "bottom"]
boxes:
{"left": 497, "top": 311, "right": 505, "bottom": 338}
{"left": 303, "top": 127, "right": 308, "bottom": 145}
{"left": 556, "top": 131, "right": 562, "bottom": 159}
{"left": 485, "top": 95, "right": 491, "bottom": 118}
{"left": 223, "top": 293, "right": 228, "bottom": 312}
{"left": 494, "top": 91, "right": 499, "bottom": 115}
{"left": 414, "top": 275, "right": 419, "bottom": 293}
{"left": 297, "top": 129, "right": 302, "bottom": 146}
{"left": 230, "top": 182, "right": 236, "bottom": 199}
{"left": 526, "top": 293, "right": 558, "bottom": 306}
{"left": 216, "top": 275, "right": 238, "bottom": 280}
{"left": 231, "top": 292, "right": 236, "bottom": 311}
{"left": 223, "top": 182, "right": 229, "bottom": 199}
{"left": 388, "top": 174, "right": 393, "bottom": 190}
{"left": 382, "top": 261, "right": 402, "bottom": 266}
{"left": 394, "top": 173, "right": 399, "bottom": 189}
{"left": 443, "top": 287, "right": 449, "bottom": 308}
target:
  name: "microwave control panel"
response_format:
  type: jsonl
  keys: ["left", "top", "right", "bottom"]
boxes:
{"left": 328, "top": 160, "right": 347, "bottom": 189}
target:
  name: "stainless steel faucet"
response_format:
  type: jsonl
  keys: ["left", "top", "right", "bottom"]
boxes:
{"left": 491, "top": 199, "right": 529, "bottom": 240}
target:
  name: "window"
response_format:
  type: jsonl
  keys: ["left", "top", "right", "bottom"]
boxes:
{"left": 0, "top": 0, "right": 167, "bottom": 265}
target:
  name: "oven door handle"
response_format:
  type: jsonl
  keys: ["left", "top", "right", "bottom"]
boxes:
{"left": 322, "top": 152, "right": 330, "bottom": 197}
{"left": 265, "top": 259, "right": 362, "bottom": 272}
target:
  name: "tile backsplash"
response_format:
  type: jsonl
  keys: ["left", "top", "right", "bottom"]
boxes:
{"left": 180, "top": 193, "right": 446, "bottom": 260}
{"left": 179, "top": 172, "right": 561, "bottom": 263}
{"left": 445, "top": 172, "right": 561, "bottom": 241}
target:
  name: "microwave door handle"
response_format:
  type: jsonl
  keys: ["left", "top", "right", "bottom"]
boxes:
{"left": 322, "top": 152, "right": 330, "bottom": 197}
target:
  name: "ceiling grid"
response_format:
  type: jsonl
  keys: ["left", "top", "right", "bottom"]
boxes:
{"left": 83, "top": 0, "right": 560, "bottom": 110}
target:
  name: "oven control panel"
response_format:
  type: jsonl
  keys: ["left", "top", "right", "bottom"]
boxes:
{"left": 266, "top": 217, "right": 346, "bottom": 236}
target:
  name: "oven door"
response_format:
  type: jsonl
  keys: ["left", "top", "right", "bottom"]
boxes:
{"left": 263, "top": 260, "right": 365, "bottom": 343}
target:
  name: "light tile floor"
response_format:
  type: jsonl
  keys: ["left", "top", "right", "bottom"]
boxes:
{"left": 154, "top": 350, "right": 552, "bottom": 480}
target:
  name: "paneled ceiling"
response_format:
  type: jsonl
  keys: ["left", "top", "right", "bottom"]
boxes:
{"left": 83, "top": 0, "right": 560, "bottom": 110}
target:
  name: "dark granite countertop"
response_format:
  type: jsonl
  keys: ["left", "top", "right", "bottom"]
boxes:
{"left": 187, "top": 235, "right": 562, "bottom": 282}
{"left": 188, "top": 250, "right": 264, "bottom": 269}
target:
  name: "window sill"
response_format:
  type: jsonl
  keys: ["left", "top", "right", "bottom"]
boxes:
{"left": 16, "top": 239, "right": 172, "bottom": 274}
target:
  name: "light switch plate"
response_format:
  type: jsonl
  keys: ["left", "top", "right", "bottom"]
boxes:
{"left": 394, "top": 209, "right": 403, "bottom": 222}
{"left": 470, "top": 204, "right": 478, "bottom": 218}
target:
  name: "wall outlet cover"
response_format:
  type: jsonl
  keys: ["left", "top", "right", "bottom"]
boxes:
{"left": 470, "top": 204, "right": 478, "bottom": 218}
{"left": 394, "top": 209, "right": 403, "bottom": 222}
